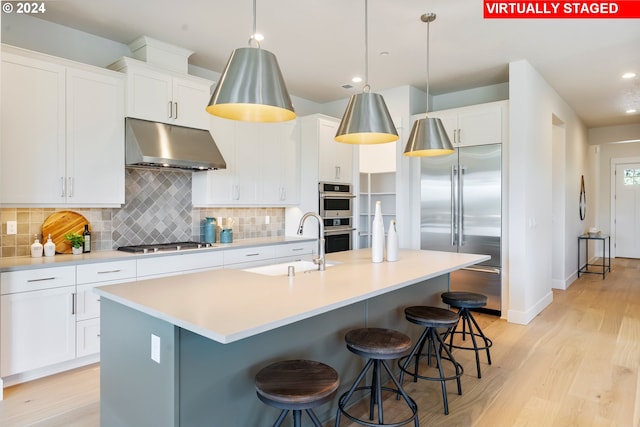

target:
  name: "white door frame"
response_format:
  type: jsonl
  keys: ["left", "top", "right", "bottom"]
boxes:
{"left": 610, "top": 156, "right": 640, "bottom": 258}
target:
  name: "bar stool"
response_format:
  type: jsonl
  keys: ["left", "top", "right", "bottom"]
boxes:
{"left": 441, "top": 291, "right": 493, "bottom": 378}
{"left": 336, "top": 327, "right": 418, "bottom": 427}
{"left": 397, "top": 306, "right": 463, "bottom": 415}
{"left": 255, "top": 359, "right": 339, "bottom": 427}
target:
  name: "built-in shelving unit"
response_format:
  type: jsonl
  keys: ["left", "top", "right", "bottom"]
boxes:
{"left": 358, "top": 172, "right": 396, "bottom": 248}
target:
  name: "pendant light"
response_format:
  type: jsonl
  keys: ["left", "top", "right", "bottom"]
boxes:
{"left": 335, "top": 0, "right": 398, "bottom": 144}
{"left": 403, "top": 13, "right": 454, "bottom": 157}
{"left": 206, "top": 0, "right": 295, "bottom": 122}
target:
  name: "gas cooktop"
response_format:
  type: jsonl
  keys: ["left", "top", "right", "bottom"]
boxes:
{"left": 117, "top": 241, "right": 214, "bottom": 254}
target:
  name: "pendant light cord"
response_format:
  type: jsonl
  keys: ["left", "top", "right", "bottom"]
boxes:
{"left": 249, "top": 0, "right": 260, "bottom": 47}
{"left": 426, "top": 18, "right": 430, "bottom": 113}
{"left": 421, "top": 13, "right": 436, "bottom": 114}
{"left": 364, "top": 0, "right": 370, "bottom": 93}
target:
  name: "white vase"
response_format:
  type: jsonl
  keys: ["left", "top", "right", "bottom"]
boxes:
{"left": 371, "top": 201, "right": 384, "bottom": 263}
{"left": 387, "top": 220, "right": 399, "bottom": 262}
{"left": 72, "top": 246, "right": 83, "bottom": 255}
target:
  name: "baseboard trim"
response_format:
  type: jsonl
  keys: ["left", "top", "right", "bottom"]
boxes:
{"left": 507, "top": 290, "right": 553, "bottom": 325}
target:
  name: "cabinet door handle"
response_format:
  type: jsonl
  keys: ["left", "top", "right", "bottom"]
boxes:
{"left": 168, "top": 101, "right": 173, "bottom": 119}
{"left": 71, "top": 292, "right": 76, "bottom": 315}
{"left": 245, "top": 253, "right": 260, "bottom": 257}
{"left": 457, "top": 128, "right": 462, "bottom": 144}
{"left": 232, "top": 184, "right": 240, "bottom": 200}
{"left": 335, "top": 166, "right": 341, "bottom": 179}
{"left": 97, "top": 269, "right": 122, "bottom": 274}
{"left": 27, "top": 277, "right": 56, "bottom": 282}
{"left": 67, "top": 177, "right": 74, "bottom": 197}
{"left": 292, "top": 248, "right": 304, "bottom": 252}
{"left": 60, "top": 177, "right": 66, "bottom": 197}
{"left": 174, "top": 102, "right": 178, "bottom": 120}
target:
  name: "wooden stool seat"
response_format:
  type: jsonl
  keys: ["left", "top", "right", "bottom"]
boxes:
{"left": 441, "top": 291, "right": 493, "bottom": 378}
{"left": 405, "top": 306, "right": 459, "bottom": 328}
{"left": 398, "top": 306, "right": 463, "bottom": 415}
{"left": 441, "top": 291, "right": 487, "bottom": 309}
{"left": 255, "top": 359, "right": 339, "bottom": 427}
{"left": 337, "top": 328, "right": 418, "bottom": 427}
{"left": 345, "top": 327, "right": 412, "bottom": 360}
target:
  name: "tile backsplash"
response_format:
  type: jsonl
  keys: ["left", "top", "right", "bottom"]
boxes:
{"left": 1, "top": 168, "right": 285, "bottom": 258}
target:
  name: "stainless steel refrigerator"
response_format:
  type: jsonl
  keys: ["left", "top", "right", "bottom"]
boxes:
{"left": 420, "top": 143, "right": 502, "bottom": 314}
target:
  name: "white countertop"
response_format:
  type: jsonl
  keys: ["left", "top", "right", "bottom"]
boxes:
{"left": 95, "top": 249, "right": 489, "bottom": 344}
{"left": 0, "top": 236, "right": 315, "bottom": 272}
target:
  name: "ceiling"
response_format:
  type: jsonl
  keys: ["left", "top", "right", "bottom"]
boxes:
{"left": 30, "top": 0, "right": 640, "bottom": 128}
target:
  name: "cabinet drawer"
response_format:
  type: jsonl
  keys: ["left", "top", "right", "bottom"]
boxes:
{"left": 76, "top": 260, "right": 137, "bottom": 285}
{"left": 137, "top": 251, "right": 224, "bottom": 278}
{"left": 1, "top": 266, "right": 75, "bottom": 295}
{"left": 274, "top": 241, "right": 316, "bottom": 258}
{"left": 223, "top": 246, "right": 276, "bottom": 266}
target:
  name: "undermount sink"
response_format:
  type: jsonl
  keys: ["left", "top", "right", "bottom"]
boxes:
{"left": 243, "top": 260, "right": 337, "bottom": 276}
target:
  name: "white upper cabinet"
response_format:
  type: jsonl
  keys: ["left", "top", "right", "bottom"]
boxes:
{"left": 0, "top": 47, "right": 125, "bottom": 206}
{"left": 192, "top": 119, "right": 300, "bottom": 207}
{"left": 429, "top": 100, "right": 508, "bottom": 147}
{"left": 317, "top": 117, "right": 354, "bottom": 184}
{"left": 109, "top": 57, "right": 212, "bottom": 130}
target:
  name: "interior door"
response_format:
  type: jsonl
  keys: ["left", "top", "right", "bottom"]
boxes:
{"left": 615, "top": 163, "right": 640, "bottom": 258}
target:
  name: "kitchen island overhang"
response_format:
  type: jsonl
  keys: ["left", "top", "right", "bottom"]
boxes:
{"left": 95, "top": 249, "right": 489, "bottom": 344}
{"left": 95, "top": 248, "right": 489, "bottom": 427}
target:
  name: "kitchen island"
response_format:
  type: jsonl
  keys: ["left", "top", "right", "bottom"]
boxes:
{"left": 95, "top": 248, "right": 489, "bottom": 427}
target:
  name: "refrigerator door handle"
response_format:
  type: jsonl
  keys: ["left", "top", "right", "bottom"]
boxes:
{"left": 459, "top": 166, "right": 466, "bottom": 246}
{"left": 451, "top": 164, "right": 457, "bottom": 246}
{"left": 462, "top": 266, "right": 501, "bottom": 275}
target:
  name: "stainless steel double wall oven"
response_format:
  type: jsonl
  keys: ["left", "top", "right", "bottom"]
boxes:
{"left": 319, "top": 182, "right": 355, "bottom": 253}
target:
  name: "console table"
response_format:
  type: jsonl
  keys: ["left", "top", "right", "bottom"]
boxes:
{"left": 578, "top": 234, "right": 611, "bottom": 279}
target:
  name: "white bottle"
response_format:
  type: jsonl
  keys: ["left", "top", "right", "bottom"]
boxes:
{"left": 387, "top": 220, "right": 399, "bottom": 262}
{"left": 31, "top": 235, "right": 43, "bottom": 258}
{"left": 44, "top": 234, "right": 56, "bottom": 257}
{"left": 371, "top": 201, "right": 385, "bottom": 263}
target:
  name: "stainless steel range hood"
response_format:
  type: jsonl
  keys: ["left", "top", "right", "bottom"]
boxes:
{"left": 125, "top": 118, "right": 226, "bottom": 171}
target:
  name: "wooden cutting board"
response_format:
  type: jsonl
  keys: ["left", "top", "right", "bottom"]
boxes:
{"left": 41, "top": 211, "right": 90, "bottom": 254}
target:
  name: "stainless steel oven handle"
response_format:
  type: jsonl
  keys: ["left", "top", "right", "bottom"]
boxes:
{"left": 320, "top": 194, "right": 356, "bottom": 199}
{"left": 324, "top": 228, "right": 356, "bottom": 236}
{"left": 451, "top": 165, "right": 456, "bottom": 246}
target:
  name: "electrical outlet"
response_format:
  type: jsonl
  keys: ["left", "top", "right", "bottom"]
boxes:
{"left": 6, "top": 221, "right": 17, "bottom": 235}
{"left": 151, "top": 334, "right": 161, "bottom": 363}
{"left": 265, "top": 215, "right": 270, "bottom": 225}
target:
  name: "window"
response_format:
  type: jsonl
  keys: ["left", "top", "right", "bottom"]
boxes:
{"left": 623, "top": 168, "right": 640, "bottom": 185}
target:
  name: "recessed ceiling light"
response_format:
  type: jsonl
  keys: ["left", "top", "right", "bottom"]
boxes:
{"left": 352, "top": 76, "right": 363, "bottom": 83}
{"left": 341, "top": 83, "right": 354, "bottom": 89}
{"left": 626, "top": 109, "right": 637, "bottom": 114}
{"left": 379, "top": 51, "right": 390, "bottom": 57}
{"left": 622, "top": 72, "right": 636, "bottom": 79}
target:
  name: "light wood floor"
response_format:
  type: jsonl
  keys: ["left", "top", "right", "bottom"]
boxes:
{"left": 1, "top": 258, "right": 638, "bottom": 427}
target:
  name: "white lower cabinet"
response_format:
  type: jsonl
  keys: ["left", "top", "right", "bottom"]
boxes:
{"left": 0, "top": 243, "right": 314, "bottom": 383}
{"left": 1, "top": 266, "right": 76, "bottom": 377}
{"left": 76, "top": 318, "right": 101, "bottom": 358}
{"left": 75, "top": 260, "right": 137, "bottom": 358}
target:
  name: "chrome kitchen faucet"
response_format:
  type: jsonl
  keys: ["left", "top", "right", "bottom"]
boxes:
{"left": 297, "top": 212, "right": 326, "bottom": 271}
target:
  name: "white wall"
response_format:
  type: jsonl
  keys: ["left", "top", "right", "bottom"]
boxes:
{"left": 508, "top": 60, "right": 589, "bottom": 325}
{"left": 432, "top": 82, "right": 509, "bottom": 111}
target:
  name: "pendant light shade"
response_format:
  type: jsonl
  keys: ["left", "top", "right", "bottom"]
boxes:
{"left": 403, "top": 116, "right": 454, "bottom": 156}
{"left": 335, "top": 91, "right": 398, "bottom": 144}
{"left": 206, "top": 0, "right": 295, "bottom": 122}
{"left": 403, "top": 13, "right": 454, "bottom": 157}
{"left": 335, "top": 0, "right": 398, "bottom": 144}
{"left": 206, "top": 47, "right": 295, "bottom": 122}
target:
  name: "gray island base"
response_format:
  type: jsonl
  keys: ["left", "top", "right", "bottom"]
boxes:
{"left": 96, "top": 249, "right": 489, "bottom": 426}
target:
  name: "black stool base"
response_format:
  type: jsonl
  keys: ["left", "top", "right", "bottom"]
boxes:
{"left": 336, "top": 358, "right": 418, "bottom": 427}
{"left": 272, "top": 408, "right": 323, "bottom": 427}
{"left": 398, "top": 327, "right": 463, "bottom": 415}
{"left": 448, "top": 307, "right": 493, "bottom": 378}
